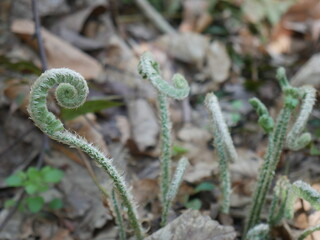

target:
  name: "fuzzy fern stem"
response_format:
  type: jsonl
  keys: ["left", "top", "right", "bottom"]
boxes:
{"left": 205, "top": 93, "right": 237, "bottom": 213}
{"left": 161, "top": 157, "right": 189, "bottom": 226}
{"left": 286, "top": 86, "right": 316, "bottom": 150}
{"left": 138, "top": 52, "right": 190, "bottom": 225}
{"left": 245, "top": 68, "right": 300, "bottom": 235}
{"left": 28, "top": 68, "right": 143, "bottom": 240}
{"left": 298, "top": 224, "right": 320, "bottom": 240}
{"left": 112, "top": 189, "right": 126, "bottom": 240}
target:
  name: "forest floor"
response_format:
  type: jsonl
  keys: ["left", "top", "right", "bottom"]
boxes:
{"left": 0, "top": 0, "right": 320, "bottom": 239}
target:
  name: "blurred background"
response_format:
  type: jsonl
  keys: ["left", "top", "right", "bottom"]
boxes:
{"left": 0, "top": 0, "right": 319, "bottom": 239}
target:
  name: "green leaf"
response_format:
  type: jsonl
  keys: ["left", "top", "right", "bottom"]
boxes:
{"left": 185, "top": 198, "right": 202, "bottom": 210}
{"left": 48, "top": 198, "right": 63, "bottom": 210}
{"left": 4, "top": 199, "right": 16, "bottom": 208}
{"left": 26, "top": 196, "right": 44, "bottom": 213}
{"left": 42, "top": 167, "right": 64, "bottom": 183}
{"left": 5, "top": 174, "right": 23, "bottom": 187}
{"left": 172, "top": 144, "right": 188, "bottom": 156}
{"left": 60, "top": 97, "right": 123, "bottom": 121}
{"left": 27, "top": 167, "right": 41, "bottom": 181}
{"left": 231, "top": 100, "right": 243, "bottom": 110}
{"left": 231, "top": 113, "right": 241, "bottom": 125}
{"left": 195, "top": 182, "right": 215, "bottom": 193}
{"left": 25, "top": 184, "right": 38, "bottom": 195}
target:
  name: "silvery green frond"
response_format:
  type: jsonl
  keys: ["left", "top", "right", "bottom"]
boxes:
{"left": 28, "top": 69, "right": 143, "bottom": 240}
{"left": 286, "top": 180, "right": 320, "bottom": 219}
{"left": 161, "top": 157, "right": 189, "bottom": 226}
{"left": 286, "top": 86, "right": 316, "bottom": 150}
{"left": 205, "top": 93, "right": 236, "bottom": 213}
{"left": 205, "top": 93, "right": 238, "bottom": 163}
{"left": 138, "top": 52, "right": 190, "bottom": 100}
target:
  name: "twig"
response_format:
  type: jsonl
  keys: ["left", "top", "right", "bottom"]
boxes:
{"left": 133, "top": 0, "right": 175, "bottom": 34}
{"left": 0, "top": 190, "right": 25, "bottom": 232}
{"left": 0, "top": 0, "right": 50, "bottom": 231}
{"left": 31, "top": 0, "right": 48, "bottom": 72}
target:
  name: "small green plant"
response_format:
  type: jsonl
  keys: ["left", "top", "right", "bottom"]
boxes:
{"left": 205, "top": 93, "right": 238, "bottom": 213}
{"left": 247, "top": 177, "right": 320, "bottom": 240}
{"left": 138, "top": 52, "right": 190, "bottom": 226}
{"left": 244, "top": 68, "right": 317, "bottom": 237}
{"left": 5, "top": 166, "right": 63, "bottom": 213}
{"left": 28, "top": 68, "right": 144, "bottom": 240}
{"left": 26, "top": 57, "right": 318, "bottom": 240}
{"left": 184, "top": 182, "right": 215, "bottom": 210}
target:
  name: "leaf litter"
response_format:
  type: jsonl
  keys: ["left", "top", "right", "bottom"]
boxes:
{"left": 1, "top": 0, "right": 320, "bottom": 239}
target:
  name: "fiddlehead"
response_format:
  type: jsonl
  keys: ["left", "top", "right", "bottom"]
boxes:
{"left": 205, "top": 93, "right": 238, "bottom": 213}
{"left": 245, "top": 68, "right": 301, "bottom": 235}
{"left": 285, "top": 180, "right": 320, "bottom": 219}
{"left": 138, "top": 52, "right": 190, "bottom": 225}
{"left": 286, "top": 86, "right": 316, "bottom": 150}
{"left": 249, "top": 98, "right": 274, "bottom": 133}
{"left": 138, "top": 52, "right": 190, "bottom": 100}
{"left": 28, "top": 68, "right": 88, "bottom": 135}
{"left": 28, "top": 68, "right": 144, "bottom": 240}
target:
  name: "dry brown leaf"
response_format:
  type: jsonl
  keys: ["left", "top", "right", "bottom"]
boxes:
{"left": 3, "top": 78, "right": 30, "bottom": 113}
{"left": 177, "top": 123, "right": 211, "bottom": 143}
{"left": 127, "top": 99, "right": 159, "bottom": 152}
{"left": 230, "top": 148, "right": 262, "bottom": 182}
{"left": 179, "top": 0, "right": 213, "bottom": 32}
{"left": 11, "top": 19, "right": 102, "bottom": 79}
{"left": 291, "top": 53, "right": 320, "bottom": 88}
{"left": 205, "top": 41, "right": 231, "bottom": 83}
{"left": 145, "top": 210, "right": 237, "bottom": 240}
{"left": 116, "top": 115, "right": 131, "bottom": 144}
{"left": 50, "top": 229, "right": 73, "bottom": 240}
{"left": 267, "top": 0, "right": 320, "bottom": 56}
{"left": 155, "top": 32, "right": 209, "bottom": 68}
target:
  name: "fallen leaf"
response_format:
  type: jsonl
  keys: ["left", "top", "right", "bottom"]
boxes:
{"left": 155, "top": 32, "right": 209, "bottom": 68}
{"left": 179, "top": 0, "right": 213, "bottom": 32}
{"left": 11, "top": 19, "right": 102, "bottom": 79}
{"left": 145, "top": 210, "right": 237, "bottom": 240}
{"left": 291, "top": 53, "right": 320, "bottom": 88}
{"left": 127, "top": 99, "right": 159, "bottom": 152}
{"left": 205, "top": 41, "right": 231, "bottom": 83}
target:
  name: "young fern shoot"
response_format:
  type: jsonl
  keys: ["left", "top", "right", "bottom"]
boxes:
{"left": 205, "top": 93, "right": 238, "bottom": 213}
{"left": 138, "top": 52, "right": 189, "bottom": 226}
{"left": 28, "top": 68, "right": 144, "bottom": 240}
{"left": 286, "top": 85, "right": 316, "bottom": 150}
{"left": 245, "top": 68, "right": 317, "bottom": 237}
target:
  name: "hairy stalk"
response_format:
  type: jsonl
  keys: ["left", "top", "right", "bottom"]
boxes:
{"left": 158, "top": 92, "right": 171, "bottom": 204}
{"left": 28, "top": 68, "right": 143, "bottom": 240}
{"left": 161, "top": 157, "right": 188, "bottom": 226}
{"left": 138, "top": 52, "right": 190, "bottom": 225}
{"left": 269, "top": 179, "right": 320, "bottom": 240}
{"left": 205, "top": 93, "right": 236, "bottom": 213}
{"left": 268, "top": 176, "right": 290, "bottom": 226}
{"left": 298, "top": 224, "right": 320, "bottom": 240}
{"left": 286, "top": 86, "right": 316, "bottom": 150}
{"left": 285, "top": 180, "right": 320, "bottom": 219}
{"left": 245, "top": 68, "right": 300, "bottom": 235}
{"left": 112, "top": 189, "right": 126, "bottom": 240}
